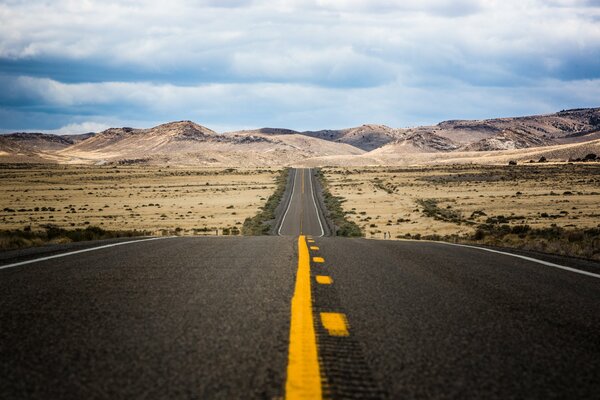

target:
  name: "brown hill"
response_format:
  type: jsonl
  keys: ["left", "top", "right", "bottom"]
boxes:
{"left": 300, "top": 124, "right": 403, "bottom": 151}
{"left": 372, "top": 131, "right": 460, "bottom": 154}
{"left": 0, "top": 132, "right": 98, "bottom": 162}
{"left": 229, "top": 124, "right": 403, "bottom": 151}
{"left": 1, "top": 108, "right": 598, "bottom": 166}
{"left": 436, "top": 107, "right": 600, "bottom": 148}
{"left": 55, "top": 121, "right": 364, "bottom": 165}
{"left": 299, "top": 138, "right": 600, "bottom": 167}
{"left": 358, "top": 108, "right": 600, "bottom": 156}
{"left": 0, "top": 132, "right": 73, "bottom": 152}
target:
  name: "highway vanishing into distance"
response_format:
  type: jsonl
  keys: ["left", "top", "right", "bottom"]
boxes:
{"left": 1, "top": 168, "right": 599, "bottom": 399}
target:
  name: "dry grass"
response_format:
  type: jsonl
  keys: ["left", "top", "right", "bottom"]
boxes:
{"left": 323, "top": 164, "right": 600, "bottom": 259}
{"left": 0, "top": 225, "right": 149, "bottom": 251}
{"left": 0, "top": 164, "right": 279, "bottom": 237}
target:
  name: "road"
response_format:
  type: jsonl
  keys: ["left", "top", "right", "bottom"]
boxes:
{"left": 1, "top": 168, "right": 599, "bottom": 399}
{"left": 277, "top": 168, "right": 327, "bottom": 237}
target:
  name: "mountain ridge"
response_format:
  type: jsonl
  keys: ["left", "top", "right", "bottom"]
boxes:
{"left": 1, "top": 107, "right": 599, "bottom": 166}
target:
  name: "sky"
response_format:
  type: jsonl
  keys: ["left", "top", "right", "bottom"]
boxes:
{"left": 0, "top": 0, "right": 599, "bottom": 133}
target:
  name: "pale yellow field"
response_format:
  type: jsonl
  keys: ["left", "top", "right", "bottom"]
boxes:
{"left": 323, "top": 164, "right": 600, "bottom": 239}
{"left": 0, "top": 165, "right": 279, "bottom": 235}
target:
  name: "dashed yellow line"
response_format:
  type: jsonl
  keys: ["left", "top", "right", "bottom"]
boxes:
{"left": 307, "top": 239, "right": 315, "bottom": 243}
{"left": 320, "top": 312, "right": 350, "bottom": 336}
{"left": 310, "top": 246, "right": 319, "bottom": 250}
{"left": 285, "top": 236, "right": 322, "bottom": 399}
{"left": 315, "top": 275, "right": 332, "bottom": 285}
{"left": 312, "top": 257, "right": 325, "bottom": 263}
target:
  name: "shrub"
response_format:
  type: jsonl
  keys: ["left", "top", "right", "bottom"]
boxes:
{"left": 417, "top": 198, "right": 463, "bottom": 223}
{"left": 0, "top": 225, "right": 148, "bottom": 251}
{"left": 242, "top": 168, "right": 289, "bottom": 235}
{"left": 316, "top": 169, "right": 363, "bottom": 237}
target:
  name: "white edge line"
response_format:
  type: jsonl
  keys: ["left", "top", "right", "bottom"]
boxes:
{"left": 434, "top": 241, "right": 600, "bottom": 279}
{"left": 0, "top": 236, "right": 170, "bottom": 271}
{"left": 308, "top": 168, "right": 325, "bottom": 238}
{"left": 278, "top": 168, "right": 297, "bottom": 236}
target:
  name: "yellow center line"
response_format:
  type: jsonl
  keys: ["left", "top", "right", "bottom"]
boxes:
{"left": 310, "top": 246, "right": 319, "bottom": 250}
{"left": 312, "top": 257, "right": 325, "bottom": 263}
{"left": 315, "top": 275, "right": 332, "bottom": 285}
{"left": 320, "top": 312, "right": 350, "bottom": 337}
{"left": 285, "top": 236, "right": 322, "bottom": 399}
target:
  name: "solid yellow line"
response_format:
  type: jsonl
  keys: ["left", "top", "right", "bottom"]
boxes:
{"left": 315, "top": 275, "right": 332, "bottom": 285}
{"left": 320, "top": 312, "right": 350, "bottom": 336}
{"left": 301, "top": 168, "right": 305, "bottom": 194}
{"left": 285, "top": 236, "right": 322, "bottom": 399}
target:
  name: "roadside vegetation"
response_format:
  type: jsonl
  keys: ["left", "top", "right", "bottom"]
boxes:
{"left": 408, "top": 201, "right": 600, "bottom": 261}
{"left": 322, "top": 165, "right": 600, "bottom": 260}
{"left": 404, "top": 224, "right": 600, "bottom": 261}
{"left": 0, "top": 225, "right": 149, "bottom": 251}
{"left": 468, "top": 224, "right": 600, "bottom": 260}
{"left": 316, "top": 169, "right": 363, "bottom": 237}
{"left": 416, "top": 198, "right": 469, "bottom": 225}
{"left": 242, "top": 168, "right": 289, "bottom": 235}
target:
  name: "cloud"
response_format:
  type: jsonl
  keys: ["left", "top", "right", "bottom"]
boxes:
{"left": 1, "top": 75, "right": 599, "bottom": 133}
{"left": 38, "top": 122, "right": 113, "bottom": 135}
{"left": 0, "top": 0, "right": 599, "bottom": 131}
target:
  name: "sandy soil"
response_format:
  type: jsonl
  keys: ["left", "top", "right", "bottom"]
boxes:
{"left": 0, "top": 165, "right": 279, "bottom": 235}
{"left": 323, "top": 164, "right": 600, "bottom": 239}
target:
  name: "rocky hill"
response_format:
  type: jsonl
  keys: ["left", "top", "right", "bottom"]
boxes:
{"left": 366, "top": 107, "right": 600, "bottom": 156}
{"left": 299, "top": 124, "right": 404, "bottom": 151}
{"left": 0, "top": 108, "right": 598, "bottom": 166}
{"left": 54, "top": 121, "right": 364, "bottom": 165}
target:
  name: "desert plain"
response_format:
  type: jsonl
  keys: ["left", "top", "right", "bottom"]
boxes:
{"left": 323, "top": 163, "right": 600, "bottom": 239}
{"left": 0, "top": 165, "right": 278, "bottom": 236}
{"left": 3, "top": 162, "right": 599, "bottom": 239}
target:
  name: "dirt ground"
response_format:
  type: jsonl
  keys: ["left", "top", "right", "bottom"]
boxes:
{"left": 0, "top": 165, "right": 279, "bottom": 235}
{"left": 323, "top": 164, "right": 600, "bottom": 239}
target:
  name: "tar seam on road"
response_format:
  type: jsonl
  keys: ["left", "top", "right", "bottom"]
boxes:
{"left": 278, "top": 168, "right": 297, "bottom": 236}
{"left": 307, "top": 168, "right": 325, "bottom": 237}
{"left": 285, "top": 235, "right": 322, "bottom": 399}
{"left": 436, "top": 241, "right": 600, "bottom": 279}
{"left": 0, "top": 237, "right": 169, "bottom": 270}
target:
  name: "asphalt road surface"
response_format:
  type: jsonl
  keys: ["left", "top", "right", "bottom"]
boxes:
{"left": 1, "top": 168, "right": 599, "bottom": 399}
{"left": 277, "top": 168, "right": 327, "bottom": 237}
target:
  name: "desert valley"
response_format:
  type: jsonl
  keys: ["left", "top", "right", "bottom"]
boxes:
{"left": 1, "top": 108, "right": 599, "bottom": 260}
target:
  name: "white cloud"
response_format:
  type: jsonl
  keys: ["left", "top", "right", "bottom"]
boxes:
{"left": 6, "top": 75, "right": 600, "bottom": 131}
{"left": 1, "top": 0, "right": 598, "bottom": 81}
{"left": 39, "top": 122, "right": 112, "bottom": 135}
{"left": 0, "top": 0, "right": 599, "bottom": 130}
